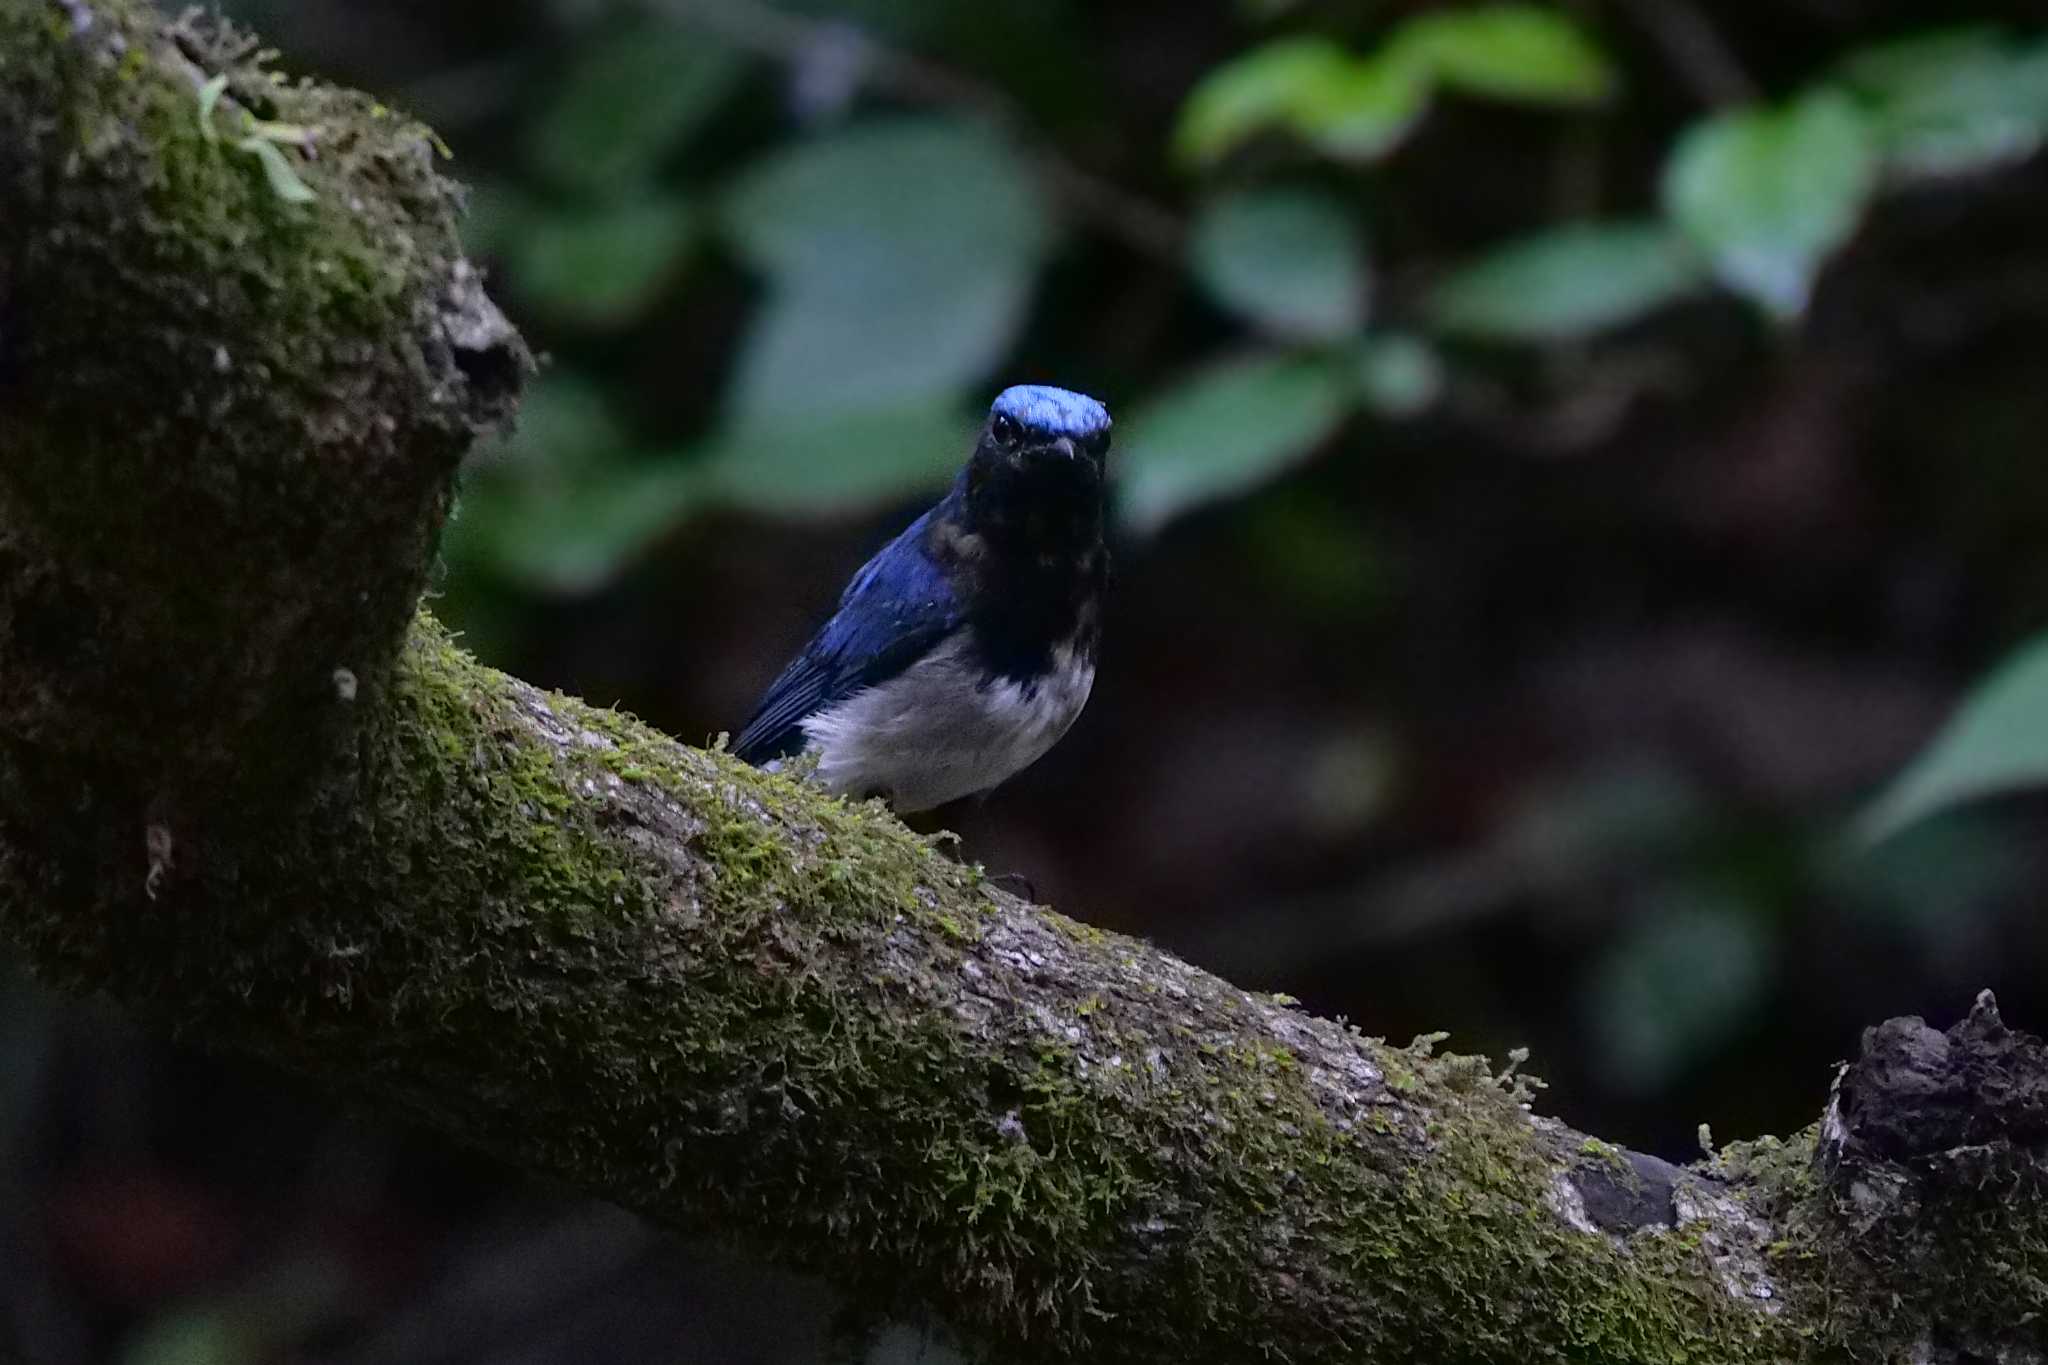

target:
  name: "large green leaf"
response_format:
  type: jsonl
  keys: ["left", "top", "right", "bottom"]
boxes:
{"left": 1117, "top": 354, "right": 1356, "bottom": 535}
{"left": 1838, "top": 29, "right": 2048, "bottom": 181}
{"left": 1860, "top": 633, "right": 2048, "bottom": 843}
{"left": 700, "top": 405, "right": 975, "bottom": 517}
{"left": 1429, "top": 221, "right": 1707, "bottom": 341}
{"left": 1392, "top": 4, "right": 1617, "bottom": 106}
{"left": 1662, "top": 90, "right": 1880, "bottom": 320}
{"left": 1190, "top": 189, "right": 1370, "bottom": 340}
{"left": 718, "top": 118, "right": 1052, "bottom": 425}
{"left": 528, "top": 25, "right": 745, "bottom": 198}
{"left": 508, "top": 196, "right": 697, "bottom": 328}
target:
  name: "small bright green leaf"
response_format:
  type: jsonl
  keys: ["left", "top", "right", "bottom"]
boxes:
{"left": 1393, "top": 4, "right": 1617, "bottom": 105}
{"left": 509, "top": 197, "right": 696, "bottom": 328}
{"left": 1296, "top": 51, "right": 1434, "bottom": 162}
{"left": 1118, "top": 353, "right": 1356, "bottom": 535}
{"left": 1355, "top": 333, "right": 1444, "bottom": 417}
{"left": 1860, "top": 634, "right": 2048, "bottom": 843}
{"left": 1174, "top": 39, "right": 1432, "bottom": 166}
{"left": 196, "top": 73, "right": 228, "bottom": 144}
{"left": 1172, "top": 38, "right": 1358, "bottom": 166}
{"left": 1190, "top": 190, "right": 1370, "bottom": 340}
{"left": 529, "top": 26, "right": 744, "bottom": 197}
{"left": 701, "top": 405, "right": 973, "bottom": 516}
{"left": 1662, "top": 89, "right": 1879, "bottom": 319}
{"left": 719, "top": 118, "right": 1051, "bottom": 423}
{"left": 1838, "top": 29, "right": 2048, "bottom": 180}
{"left": 239, "top": 136, "right": 317, "bottom": 204}
{"left": 1429, "top": 221, "right": 1707, "bottom": 341}
{"left": 245, "top": 119, "right": 314, "bottom": 147}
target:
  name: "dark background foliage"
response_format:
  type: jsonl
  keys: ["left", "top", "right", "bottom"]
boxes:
{"left": 8, "top": 1, "right": 2048, "bottom": 1360}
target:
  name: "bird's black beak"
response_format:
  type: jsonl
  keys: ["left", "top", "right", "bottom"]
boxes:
{"left": 1043, "top": 436, "right": 1078, "bottom": 462}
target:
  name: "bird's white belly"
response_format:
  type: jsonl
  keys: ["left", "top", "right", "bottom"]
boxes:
{"left": 799, "top": 634, "right": 1094, "bottom": 812}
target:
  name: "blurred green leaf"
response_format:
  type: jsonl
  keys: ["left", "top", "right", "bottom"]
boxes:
{"left": 1173, "top": 38, "right": 1358, "bottom": 167}
{"left": 509, "top": 196, "right": 696, "bottom": 327}
{"left": 1838, "top": 29, "right": 2048, "bottom": 180}
{"left": 719, "top": 118, "right": 1051, "bottom": 424}
{"left": 1296, "top": 51, "right": 1434, "bottom": 162}
{"left": 1190, "top": 189, "right": 1370, "bottom": 340}
{"left": 1175, "top": 37, "right": 1432, "bottom": 166}
{"left": 449, "top": 373, "right": 697, "bottom": 591}
{"left": 124, "top": 1312, "right": 259, "bottom": 1365}
{"left": 1355, "top": 332, "right": 1444, "bottom": 416}
{"left": 1173, "top": 11, "right": 1606, "bottom": 168}
{"left": 1860, "top": 633, "right": 2048, "bottom": 843}
{"left": 458, "top": 462, "right": 706, "bottom": 593}
{"left": 1824, "top": 815, "right": 2030, "bottom": 942}
{"left": 458, "top": 178, "right": 536, "bottom": 260}
{"left": 123, "top": 1258, "right": 347, "bottom": 1365}
{"left": 1393, "top": 4, "right": 1617, "bottom": 106}
{"left": 1429, "top": 221, "right": 1707, "bottom": 341}
{"left": 1585, "top": 890, "right": 1773, "bottom": 1093}
{"left": 702, "top": 404, "right": 974, "bottom": 517}
{"left": 470, "top": 371, "right": 631, "bottom": 477}
{"left": 1837, "top": 26, "right": 2009, "bottom": 92}
{"left": 1118, "top": 353, "right": 1355, "bottom": 535}
{"left": 1662, "top": 90, "right": 1879, "bottom": 319}
{"left": 529, "top": 25, "right": 744, "bottom": 197}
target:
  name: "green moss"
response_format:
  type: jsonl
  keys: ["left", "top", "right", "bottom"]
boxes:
{"left": 1579, "top": 1137, "right": 1631, "bottom": 1174}
{"left": 1, "top": 11, "right": 1922, "bottom": 1359}
{"left": 0, "top": 1, "right": 519, "bottom": 801}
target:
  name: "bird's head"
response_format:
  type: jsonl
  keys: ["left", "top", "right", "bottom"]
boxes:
{"left": 965, "top": 386, "right": 1112, "bottom": 508}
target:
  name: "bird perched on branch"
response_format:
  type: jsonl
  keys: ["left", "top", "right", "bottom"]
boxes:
{"left": 733, "top": 385, "right": 1112, "bottom": 811}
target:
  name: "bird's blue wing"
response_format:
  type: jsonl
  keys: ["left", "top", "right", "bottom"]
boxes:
{"left": 733, "top": 510, "right": 964, "bottom": 764}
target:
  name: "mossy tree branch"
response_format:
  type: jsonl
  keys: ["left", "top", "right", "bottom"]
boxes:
{"left": 1, "top": 3, "right": 2043, "bottom": 1362}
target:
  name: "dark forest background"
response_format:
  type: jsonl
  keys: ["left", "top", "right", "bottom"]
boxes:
{"left": 9, "top": 1, "right": 2048, "bottom": 1360}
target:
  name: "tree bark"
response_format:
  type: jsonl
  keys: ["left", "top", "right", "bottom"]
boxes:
{"left": 1, "top": 4, "right": 2043, "bottom": 1361}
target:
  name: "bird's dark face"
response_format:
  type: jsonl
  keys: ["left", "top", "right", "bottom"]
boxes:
{"left": 964, "top": 385, "right": 1112, "bottom": 518}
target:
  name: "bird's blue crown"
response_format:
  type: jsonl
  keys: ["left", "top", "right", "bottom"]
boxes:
{"left": 991, "top": 385, "right": 1111, "bottom": 440}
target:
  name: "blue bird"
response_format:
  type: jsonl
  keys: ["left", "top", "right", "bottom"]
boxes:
{"left": 734, "top": 385, "right": 1112, "bottom": 811}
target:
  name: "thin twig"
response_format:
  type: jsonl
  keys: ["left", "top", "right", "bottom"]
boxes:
{"left": 641, "top": 0, "right": 1184, "bottom": 260}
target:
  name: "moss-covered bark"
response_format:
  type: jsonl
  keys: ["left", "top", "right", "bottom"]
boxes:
{"left": 0, "top": 3, "right": 2042, "bottom": 1362}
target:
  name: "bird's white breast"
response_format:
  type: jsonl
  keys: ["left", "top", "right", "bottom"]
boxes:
{"left": 799, "top": 634, "right": 1095, "bottom": 812}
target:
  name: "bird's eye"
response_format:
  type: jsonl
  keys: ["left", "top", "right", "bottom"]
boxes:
{"left": 1086, "top": 429, "right": 1112, "bottom": 459}
{"left": 991, "top": 413, "right": 1022, "bottom": 446}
